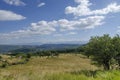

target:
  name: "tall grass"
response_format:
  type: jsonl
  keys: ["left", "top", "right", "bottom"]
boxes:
{"left": 44, "top": 70, "right": 120, "bottom": 80}
{"left": 0, "top": 54, "right": 119, "bottom": 80}
{"left": 0, "top": 70, "right": 119, "bottom": 80}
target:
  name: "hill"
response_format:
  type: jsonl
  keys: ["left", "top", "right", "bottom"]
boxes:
{"left": 0, "top": 54, "right": 97, "bottom": 80}
{"left": 0, "top": 54, "right": 119, "bottom": 80}
{"left": 0, "top": 44, "right": 82, "bottom": 53}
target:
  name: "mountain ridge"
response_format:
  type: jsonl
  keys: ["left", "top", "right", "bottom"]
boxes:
{"left": 0, "top": 43, "right": 85, "bottom": 53}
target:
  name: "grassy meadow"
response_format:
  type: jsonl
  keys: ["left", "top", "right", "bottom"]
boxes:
{"left": 0, "top": 54, "right": 119, "bottom": 80}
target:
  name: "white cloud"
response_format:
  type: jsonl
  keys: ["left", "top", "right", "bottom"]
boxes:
{"left": 117, "top": 26, "right": 120, "bottom": 33}
{"left": 38, "top": 2, "right": 45, "bottom": 7}
{"left": 0, "top": 15, "right": 104, "bottom": 39}
{"left": 65, "top": 0, "right": 120, "bottom": 17}
{"left": 53, "top": 32, "right": 77, "bottom": 37}
{"left": 118, "top": 26, "right": 120, "bottom": 28}
{"left": 3, "top": 0, "right": 26, "bottom": 6}
{"left": 117, "top": 30, "right": 120, "bottom": 33}
{"left": 53, "top": 34, "right": 63, "bottom": 37}
{"left": 58, "top": 16, "right": 105, "bottom": 31}
{"left": 68, "top": 32, "right": 77, "bottom": 35}
{"left": 0, "top": 10, "right": 26, "bottom": 21}
{"left": 29, "top": 20, "right": 57, "bottom": 35}
{"left": 65, "top": 0, "right": 91, "bottom": 16}
{"left": 0, "top": 20, "right": 57, "bottom": 39}
{"left": 92, "top": 3, "right": 120, "bottom": 15}
{"left": 1, "top": 0, "right": 120, "bottom": 41}
{"left": 75, "top": 0, "right": 90, "bottom": 4}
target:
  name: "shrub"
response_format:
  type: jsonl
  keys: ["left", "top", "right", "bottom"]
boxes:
{"left": 1, "top": 63, "right": 7, "bottom": 68}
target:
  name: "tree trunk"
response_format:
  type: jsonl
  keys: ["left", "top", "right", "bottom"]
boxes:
{"left": 103, "top": 60, "right": 110, "bottom": 70}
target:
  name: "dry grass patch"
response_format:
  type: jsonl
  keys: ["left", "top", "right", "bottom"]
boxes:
{"left": 0, "top": 54, "right": 98, "bottom": 80}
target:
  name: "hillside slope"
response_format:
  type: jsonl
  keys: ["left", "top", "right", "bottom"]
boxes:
{"left": 0, "top": 54, "right": 97, "bottom": 80}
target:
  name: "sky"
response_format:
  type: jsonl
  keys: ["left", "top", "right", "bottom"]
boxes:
{"left": 0, "top": 0, "right": 120, "bottom": 45}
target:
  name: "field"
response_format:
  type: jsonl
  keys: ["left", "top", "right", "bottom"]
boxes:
{"left": 0, "top": 54, "right": 120, "bottom": 80}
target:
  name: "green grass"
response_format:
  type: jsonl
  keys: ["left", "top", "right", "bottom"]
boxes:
{"left": 43, "top": 70, "right": 120, "bottom": 80}
{"left": 0, "top": 54, "right": 119, "bottom": 80}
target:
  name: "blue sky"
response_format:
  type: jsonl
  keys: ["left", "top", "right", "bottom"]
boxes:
{"left": 0, "top": 0, "right": 120, "bottom": 45}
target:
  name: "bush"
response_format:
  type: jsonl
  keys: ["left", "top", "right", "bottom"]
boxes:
{"left": 1, "top": 63, "right": 7, "bottom": 68}
{"left": 26, "top": 53, "right": 31, "bottom": 58}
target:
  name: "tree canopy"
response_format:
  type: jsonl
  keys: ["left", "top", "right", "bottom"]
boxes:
{"left": 85, "top": 34, "right": 120, "bottom": 70}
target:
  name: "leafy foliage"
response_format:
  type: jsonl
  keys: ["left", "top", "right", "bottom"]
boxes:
{"left": 85, "top": 34, "right": 120, "bottom": 70}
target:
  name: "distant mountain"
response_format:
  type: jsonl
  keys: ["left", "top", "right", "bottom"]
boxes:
{"left": 0, "top": 44, "right": 85, "bottom": 53}
{"left": 16, "top": 41, "right": 88, "bottom": 45}
{"left": 38, "top": 44, "right": 81, "bottom": 50}
{"left": 0, "top": 45, "right": 21, "bottom": 53}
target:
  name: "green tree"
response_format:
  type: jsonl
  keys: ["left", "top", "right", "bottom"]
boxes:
{"left": 112, "top": 35, "right": 120, "bottom": 67}
{"left": 85, "top": 34, "right": 116, "bottom": 70}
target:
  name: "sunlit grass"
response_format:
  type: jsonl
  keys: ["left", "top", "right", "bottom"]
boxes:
{"left": 43, "top": 70, "right": 120, "bottom": 80}
{"left": 0, "top": 54, "right": 119, "bottom": 80}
